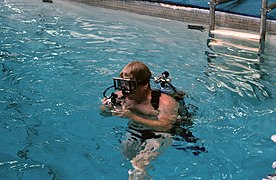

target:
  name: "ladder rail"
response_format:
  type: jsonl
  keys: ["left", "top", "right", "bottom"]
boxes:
{"left": 209, "top": 0, "right": 239, "bottom": 32}
{"left": 209, "top": 0, "right": 275, "bottom": 54}
{"left": 259, "top": 0, "right": 267, "bottom": 54}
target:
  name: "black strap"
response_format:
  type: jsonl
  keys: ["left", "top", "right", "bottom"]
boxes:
{"left": 150, "top": 90, "right": 161, "bottom": 110}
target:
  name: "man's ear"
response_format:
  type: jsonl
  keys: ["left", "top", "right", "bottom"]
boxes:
{"left": 143, "top": 83, "right": 149, "bottom": 90}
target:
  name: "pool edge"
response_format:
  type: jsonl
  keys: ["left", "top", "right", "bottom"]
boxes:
{"left": 66, "top": 0, "right": 276, "bottom": 34}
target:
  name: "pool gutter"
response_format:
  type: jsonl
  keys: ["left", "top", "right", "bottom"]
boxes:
{"left": 68, "top": 0, "right": 276, "bottom": 34}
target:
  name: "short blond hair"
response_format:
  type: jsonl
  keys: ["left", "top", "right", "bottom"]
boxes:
{"left": 120, "top": 61, "right": 152, "bottom": 85}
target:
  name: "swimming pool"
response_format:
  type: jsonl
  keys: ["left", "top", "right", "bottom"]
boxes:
{"left": 0, "top": 0, "right": 275, "bottom": 179}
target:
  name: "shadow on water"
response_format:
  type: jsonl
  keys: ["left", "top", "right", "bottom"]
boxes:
{"left": 0, "top": 1, "right": 66, "bottom": 176}
{"left": 0, "top": 55, "right": 57, "bottom": 179}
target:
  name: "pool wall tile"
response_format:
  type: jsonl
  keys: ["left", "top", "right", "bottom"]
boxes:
{"left": 70, "top": 0, "right": 276, "bottom": 34}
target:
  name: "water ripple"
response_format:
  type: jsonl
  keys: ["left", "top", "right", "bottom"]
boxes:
{"left": 1, "top": 1, "right": 275, "bottom": 179}
{"left": 201, "top": 48, "right": 273, "bottom": 100}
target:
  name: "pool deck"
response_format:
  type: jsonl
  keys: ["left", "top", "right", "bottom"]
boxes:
{"left": 68, "top": 0, "right": 276, "bottom": 34}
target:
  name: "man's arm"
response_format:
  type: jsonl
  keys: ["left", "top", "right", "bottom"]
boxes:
{"left": 120, "top": 94, "right": 179, "bottom": 131}
{"left": 128, "top": 113, "right": 176, "bottom": 131}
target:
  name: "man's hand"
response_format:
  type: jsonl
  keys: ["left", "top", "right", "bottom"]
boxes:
{"left": 111, "top": 108, "right": 133, "bottom": 119}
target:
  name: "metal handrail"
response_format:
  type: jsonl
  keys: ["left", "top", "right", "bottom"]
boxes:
{"left": 209, "top": 0, "right": 216, "bottom": 32}
{"left": 209, "top": 0, "right": 274, "bottom": 54}
{"left": 208, "top": 0, "right": 237, "bottom": 31}
{"left": 259, "top": 0, "right": 267, "bottom": 54}
{"left": 259, "top": 0, "right": 276, "bottom": 53}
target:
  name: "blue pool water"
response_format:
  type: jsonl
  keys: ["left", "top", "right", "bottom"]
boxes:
{"left": 0, "top": 0, "right": 276, "bottom": 179}
{"left": 148, "top": 0, "right": 276, "bottom": 20}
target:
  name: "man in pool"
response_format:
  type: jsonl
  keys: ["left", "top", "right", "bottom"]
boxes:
{"left": 101, "top": 61, "right": 179, "bottom": 132}
{"left": 101, "top": 61, "right": 180, "bottom": 179}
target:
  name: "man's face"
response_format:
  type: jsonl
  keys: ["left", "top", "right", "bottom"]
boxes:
{"left": 117, "top": 71, "right": 148, "bottom": 100}
{"left": 124, "top": 84, "right": 145, "bottom": 100}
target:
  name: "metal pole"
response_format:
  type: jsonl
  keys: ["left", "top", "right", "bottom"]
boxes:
{"left": 209, "top": 0, "right": 216, "bottom": 33}
{"left": 259, "top": 0, "right": 268, "bottom": 54}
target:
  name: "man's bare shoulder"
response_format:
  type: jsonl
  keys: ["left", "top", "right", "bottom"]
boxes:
{"left": 158, "top": 93, "right": 179, "bottom": 120}
{"left": 159, "top": 93, "right": 179, "bottom": 107}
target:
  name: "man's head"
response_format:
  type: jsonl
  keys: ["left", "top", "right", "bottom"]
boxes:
{"left": 115, "top": 61, "right": 152, "bottom": 99}
{"left": 120, "top": 61, "right": 152, "bottom": 85}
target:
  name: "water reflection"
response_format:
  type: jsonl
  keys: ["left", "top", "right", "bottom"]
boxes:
{"left": 115, "top": 110, "right": 206, "bottom": 179}
{"left": 203, "top": 35, "right": 271, "bottom": 100}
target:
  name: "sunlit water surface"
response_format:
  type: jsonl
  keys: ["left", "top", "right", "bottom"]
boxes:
{"left": 0, "top": 0, "right": 275, "bottom": 179}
